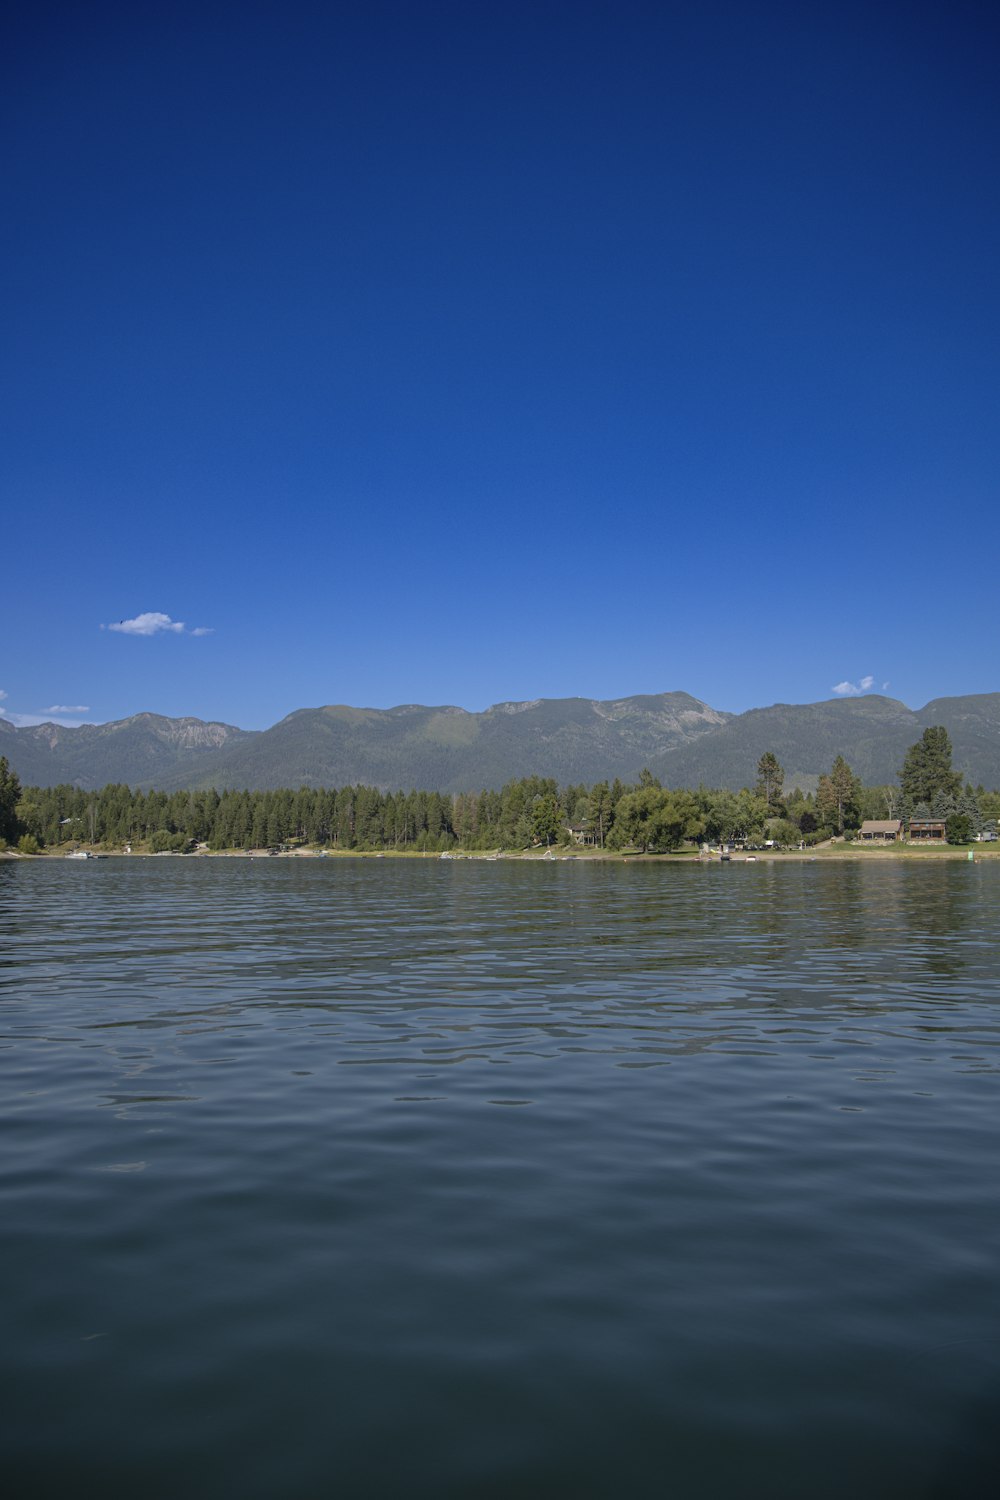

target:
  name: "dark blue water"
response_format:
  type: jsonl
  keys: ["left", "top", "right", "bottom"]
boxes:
{"left": 2, "top": 858, "right": 1000, "bottom": 1497}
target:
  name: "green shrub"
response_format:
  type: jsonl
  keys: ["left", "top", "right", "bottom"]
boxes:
{"left": 18, "top": 834, "right": 41, "bottom": 855}
{"left": 149, "top": 829, "right": 190, "bottom": 853}
{"left": 946, "top": 813, "right": 972, "bottom": 845}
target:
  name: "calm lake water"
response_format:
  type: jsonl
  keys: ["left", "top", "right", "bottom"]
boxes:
{"left": 2, "top": 857, "right": 999, "bottom": 1497}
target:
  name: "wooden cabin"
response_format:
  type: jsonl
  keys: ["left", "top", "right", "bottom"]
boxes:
{"left": 858, "top": 819, "right": 903, "bottom": 842}
{"left": 908, "top": 819, "right": 947, "bottom": 841}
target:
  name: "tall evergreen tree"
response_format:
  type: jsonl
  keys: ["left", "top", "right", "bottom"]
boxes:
{"left": 589, "top": 781, "right": 611, "bottom": 847}
{"left": 531, "top": 794, "right": 561, "bottom": 846}
{"left": 755, "top": 751, "right": 784, "bottom": 808}
{"left": 900, "top": 726, "right": 963, "bottom": 806}
{"left": 817, "top": 754, "right": 861, "bottom": 834}
{"left": 0, "top": 756, "right": 24, "bottom": 844}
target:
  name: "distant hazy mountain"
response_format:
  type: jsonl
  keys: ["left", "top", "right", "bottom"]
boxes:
{"left": 653, "top": 693, "right": 1000, "bottom": 790}
{"left": 0, "top": 713, "right": 255, "bottom": 791}
{"left": 168, "top": 693, "right": 732, "bottom": 793}
{"left": 652, "top": 696, "right": 910, "bottom": 791}
{"left": 2, "top": 691, "right": 999, "bottom": 792}
{"left": 916, "top": 694, "right": 1000, "bottom": 777}
{"left": 654, "top": 693, "right": 1000, "bottom": 790}
{"left": 1, "top": 693, "right": 727, "bottom": 792}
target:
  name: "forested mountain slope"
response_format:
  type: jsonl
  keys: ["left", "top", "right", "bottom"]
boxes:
{"left": 3, "top": 693, "right": 727, "bottom": 792}
{"left": 155, "top": 692, "right": 731, "bottom": 792}
{"left": 3, "top": 691, "right": 999, "bottom": 792}
{"left": 916, "top": 695, "right": 1000, "bottom": 778}
{"left": 652, "top": 696, "right": 915, "bottom": 790}
{"left": 653, "top": 694, "right": 1000, "bottom": 790}
{"left": 0, "top": 713, "right": 254, "bottom": 791}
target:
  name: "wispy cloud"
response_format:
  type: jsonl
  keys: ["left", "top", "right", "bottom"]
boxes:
{"left": 0, "top": 709, "right": 91, "bottom": 728}
{"left": 832, "top": 674, "right": 879, "bottom": 697}
{"left": 0, "top": 689, "right": 93, "bottom": 728}
{"left": 103, "top": 611, "right": 212, "bottom": 636}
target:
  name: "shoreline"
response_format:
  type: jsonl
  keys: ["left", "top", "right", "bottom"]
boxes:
{"left": 4, "top": 844, "right": 998, "bottom": 864}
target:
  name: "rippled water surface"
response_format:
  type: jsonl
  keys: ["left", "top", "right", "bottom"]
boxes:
{"left": 3, "top": 857, "right": 1000, "bottom": 1497}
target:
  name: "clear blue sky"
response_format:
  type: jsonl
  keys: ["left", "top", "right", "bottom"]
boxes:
{"left": 3, "top": 0, "right": 998, "bottom": 729}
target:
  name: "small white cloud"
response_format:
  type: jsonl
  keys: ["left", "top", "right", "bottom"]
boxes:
{"left": 0, "top": 689, "right": 7, "bottom": 701}
{"left": 832, "top": 676, "right": 878, "bottom": 697}
{"left": 106, "top": 611, "right": 185, "bottom": 636}
{"left": 43, "top": 704, "right": 90, "bottom": 714}
{"left": 103, "top": 612, "right": 211, "bottom": 637}
{"left": 882, "top": 680, "right": 890, "bottom": 690}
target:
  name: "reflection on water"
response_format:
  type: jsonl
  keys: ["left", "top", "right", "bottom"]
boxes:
{"left": 2, "top": 859, "right": 1000, "bottom": 1498}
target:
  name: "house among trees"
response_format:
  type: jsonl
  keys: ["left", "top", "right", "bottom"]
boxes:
{"left": 858, "top": 819, "right": 902, "bottom": 842}
{"left": 908, "top": 819, "right": 947, "bottom": 841}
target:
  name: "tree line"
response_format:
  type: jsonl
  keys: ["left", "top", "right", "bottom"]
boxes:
{"left": 1, "top": 728, "right": 997, "bottom": 856}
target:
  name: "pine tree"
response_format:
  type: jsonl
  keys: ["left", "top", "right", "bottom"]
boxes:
{"left": 0, "top": 757, "right": 24, "bottom": 844}
{"left": 589, "top": 781, "right": 611, "bottom": 847}
{"left": 818, "top": 754, "right": 861, "bottom": 834}
{"left": 755, "top": 752, "right": 784, "bottom": 808}
{"left": 900, "top": 726, "right": 963, "bottom": 805}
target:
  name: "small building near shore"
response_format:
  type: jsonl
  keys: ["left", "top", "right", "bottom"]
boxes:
{"left": 859, "top": 819, "right": 903, "bottom": 842}
{"left": 908, "top": 819, "right": 947, "bottom": 841}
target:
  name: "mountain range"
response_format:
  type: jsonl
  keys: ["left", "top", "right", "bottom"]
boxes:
{"left": 2, "top": 691, "right": 999, "bottom": 793}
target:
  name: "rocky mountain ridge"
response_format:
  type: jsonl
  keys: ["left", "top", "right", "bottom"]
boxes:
{"left": 2, "top": 692, "right": 999, "bottom": 792}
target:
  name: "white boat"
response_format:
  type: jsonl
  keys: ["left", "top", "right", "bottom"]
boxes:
{"left": 65, "top": 850, "right": 92, "bottom": 860}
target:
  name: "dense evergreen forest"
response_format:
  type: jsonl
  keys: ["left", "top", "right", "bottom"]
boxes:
{"left": 3, "top": 731, "right": 997, "bottom": 856}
